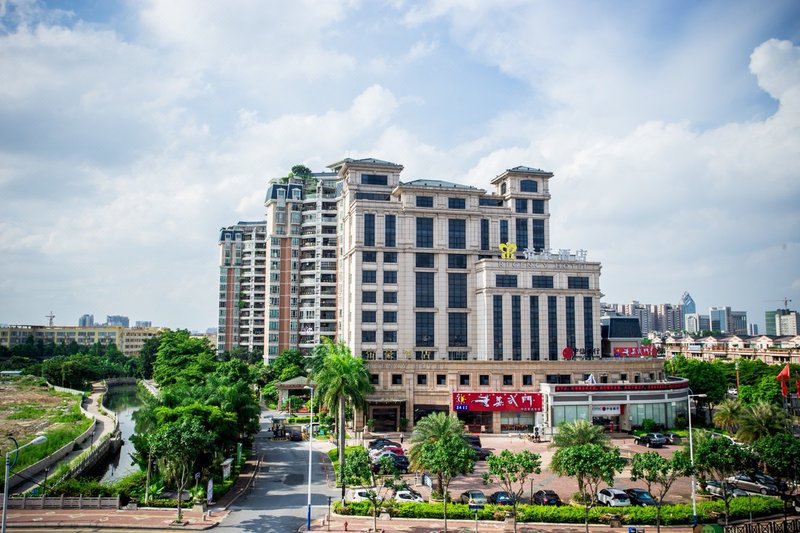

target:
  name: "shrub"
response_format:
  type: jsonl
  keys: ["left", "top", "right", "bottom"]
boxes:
{"left": 641, "top": 418, "right": 658, "bottom": 433}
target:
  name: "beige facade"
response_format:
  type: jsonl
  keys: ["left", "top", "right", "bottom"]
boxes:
{"left": 0, "top": 324, "right": 162, "bottom": 357}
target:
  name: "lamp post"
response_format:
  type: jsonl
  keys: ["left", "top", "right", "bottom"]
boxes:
{"left": 3, "top": 435, "right": 47, "bottom": 533}
{"left": 688, "top": 392, "right": 706, "bottom": 527}
{"left": 305, "top": 383, "right": 315, "bottom": 531}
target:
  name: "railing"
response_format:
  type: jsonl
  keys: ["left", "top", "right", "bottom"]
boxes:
{"left": 0, "top": 495, "right": 120, "bottom": 510}
{"left": 725, "top": 518, "right": 800, "bottom": 533}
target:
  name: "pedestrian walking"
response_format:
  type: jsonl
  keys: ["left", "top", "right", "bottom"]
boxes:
{"left": 400, "top": 433, "right": 404, "bottom": 445}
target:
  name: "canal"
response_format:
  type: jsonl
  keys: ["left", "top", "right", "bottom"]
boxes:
{"left": 97, "top": 386, "right": 143, "bottom": 482}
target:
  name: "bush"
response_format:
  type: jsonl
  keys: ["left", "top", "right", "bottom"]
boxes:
{"left": 641, "top": 418, "right": 658, "bottom": 433}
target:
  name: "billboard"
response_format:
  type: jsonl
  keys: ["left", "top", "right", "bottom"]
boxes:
{"left": 453, "top": 392, "right": 543, "bottom": 412}
{"left": 613, "top": 345, "right": 658, "bottom": 357}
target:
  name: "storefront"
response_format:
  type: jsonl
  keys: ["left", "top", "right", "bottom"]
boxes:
{"left": 452, "top": 391, "right": 544, "bottom": 433}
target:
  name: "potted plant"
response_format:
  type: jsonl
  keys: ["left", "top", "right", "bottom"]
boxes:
{"left": 366, "top": 418, "right": 375, "bottom": 431}
{"left": 399, "top": 417, "right": 408, "bottom": 431}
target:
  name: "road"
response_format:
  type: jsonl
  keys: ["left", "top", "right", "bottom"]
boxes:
{"left": 214, "top": 413, "right": 339, "bottom": 533}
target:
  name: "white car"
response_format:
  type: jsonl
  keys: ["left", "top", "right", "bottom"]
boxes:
{"left": 394, "top": 490, "right": 424, "bottom": 503}
{"left": 348, "top": 488, "right": 375, "bottom": 501}
{"left": 597, "top": 488, "right": 631, "bottom": 507}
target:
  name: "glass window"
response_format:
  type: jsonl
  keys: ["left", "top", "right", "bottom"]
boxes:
{"left": 448, "top": 312, "right": 467, "bottom": 346}
{"left": 370, "top": 373, "right": 379, "bottom": 385}
{"left": 479, "top": 375, "right": 489, "bottom": 386}
{"left": 584, "top": 296, "right": 594, "bottom": 356}
{"left": 448, "top": 351, "right": 468, "bottom": 360}
{"left": 480, "top": 219, "right": 489, "bottom": 250}
{"left": 384, "top": 292, "right": 397, "bottom": 304}
{"left": 568, "top": 276, "right": 590, "bottom": 289}
{"left": 448, "top": 197, "right": 466, "bottom": 209}
{"left": 566, "top": 296, "right": 575, "bottom": 352}
{"left": 416, "top": 195, "right": 433, "bottom": 208}
{"left": 532, "top": 219, "right": 545, "bottom": 251}
{"left": 416, "top": 217, "right": 433, "bottom": 247}
{"left": 416, "top": 312, "right": 435, "bottom": 346}
{"left": 493, "top": 295, "right": 503, "bottom": 360}
{"left": 364, "top": 213, "right": 375, "bottom": 246}
{"left": 362, "top": 330, "right": 376, "bottom": 343}
{"left": 356, "top": 192, "right": 390, "bottom": 201}
{"left": 523, "top": 374, "right": 533, "bottom": 386}
{"left": 437, "top": 374, "right": 446, "bottom": 385}
{"left": 516, "top": 218, "right": 528, "bottom": 249}
{"left": 384, "top": 311, "right": 397, "bottom": 323}
{"left": 384, "top": 251, "right": 397, "bottom": 263}
{"left": 500, "top": 220, "right": 509, "bottom": 243}
{"left": 392, "top": 374, "right": 402, "bottom": 385}
{"left": 448, "top": 254, "right": 467, "bottom": 269}
{"left": 459, "top": 374, "right": 470, "bottom": 386}
{"left": 363, "top": 291, "right": 376, "bottom": 303}
{"left": 448, "top": 219, "right": 466, "bottom": 249}
{"left": 512, "top": 295, "right": 521, "bottom": 360}
{"left": 532, "top": 199, "right": 545, "bottom": 214}
{"left": 521, "top": 179, "right": 537, "bottom": 192}
{"left": 384, "top": 215, "right": 396, "bottom": 247}
{"left": 416, "top": 272, "right": 434, "bottom": 308}
{"left": 363, "top": 251, "right": 377, "bottom": 263}
{"left": 503, "top": 375, "right": 513, "bottom": 386}
{"left": 362, "top": 174, "right": 388, "bottom": 186}
{"left": 548, "top": 296, "right": 558, "bottom": 360}
{"left": 417, "top": 374, "right": 427, "bottom": 385}
{"left": 363, "top": 270, "right": 377, "bottom": 283}
{"left": 384, "top": 330, "right": 397, "bottom": 343}
{"left": 530, "top": 296, "right": 540, "bottom": 361}
{"left": 448, "top": 273, "right": 467, "bottom": 308}
{"left": 384, "top": 271, "right": 397, "bottom": 284}
{"left": 362, "top": 311, "right": 376, "bottom": 323}
{"left": 515, "top": 199, "right": 527, "bottom": 213}
{"left": 532, "top": 275, "right": 554, "bottom": 288}
{"left": 416, "top": 253, "right": 435, "bottom": 268}
{"left": 496, "top": 274, "right": 518, "bottom": 287}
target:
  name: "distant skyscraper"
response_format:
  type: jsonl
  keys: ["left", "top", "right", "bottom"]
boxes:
{"left": 681, "top": 292, "right": 696, "bottom": 331}
{"left": 106, "top": 315, "right": 129, "bottom": 327}
{"left": 78, "top": 314, "right": 94, "bottom": 327}
{"left": 748, "top": 323, "right": 759, "bottom": 336}
{"left": 134, "top": 321, "right": 152, "bottom": 328}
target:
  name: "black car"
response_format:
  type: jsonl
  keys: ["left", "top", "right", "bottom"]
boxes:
{"left": 463, "top": 434, "right": 482, "bottom": 447}
{"left": 625, "top": 488, "right": 657, "bottom": 506}
{"left": 368, "top": 438, "right": 400, "bottom": 450}
{"left": 371, "top": 454, "right": 409, "bottom": 474}
{"left": 487, "top": 491, "right": 514, "bottom": 505}
{"left": 633, "top": 433, "right": 668, "bottom": 448}
{"left": 532, "top": 489, "right": 562, "bottom": 506}
{"left": 470, "top": 444, "right": 492, "bottom": 460}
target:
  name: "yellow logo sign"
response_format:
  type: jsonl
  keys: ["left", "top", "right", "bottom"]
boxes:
{"left": 499, "top": 242, "right": 517, "bottom": 259}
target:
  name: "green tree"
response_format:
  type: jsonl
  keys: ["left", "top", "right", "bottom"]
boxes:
{"left": 693, "top": 433, "right": 757, "bottom": 524}
{"left": 482, "top": 450, "right": 541, "bottom": 533}
{"left": 713, "top": 398, "right": 742, "bottom": 434}
{"left": 550, "top": 419, "right": 611, "bottom": 449}
{"left": 407, "top": 412, "right": 467, "bottom": 493}
{"left": 312, "top": 338, "right": 373, "bottom": 501}
{"left": 150, "top": 417, "right": 215, "bottom": 522}
{"left": 740, "top": 374, "right": 783, "bottom": 406}
{"left": 344, "top": 446, "right": 372, "bottom": 485}
{"left": 137, "top": 334, "right": 161, "bottom": 379}
{"left": 751, "top": 432, "right": 800, "bottom": 519}
{"left": 736, "top": 401, "right": 789, "bottom": 443}
{"left": 152, "top": 330, "right": 217, "bottom": 387}
{"left": 550, "top": 443, "right": 626, "bottom": 533}
{"left": 630, "top": 450, "right": 693, "bottom": 533}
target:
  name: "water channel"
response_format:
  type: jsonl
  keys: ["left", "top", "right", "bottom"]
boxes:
{"left": 96, "top": 386, "right": 142, "bottom": 483}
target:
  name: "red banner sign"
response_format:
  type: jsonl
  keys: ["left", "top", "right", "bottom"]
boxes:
{"left": 613, "top": 346, "right": 658, "bottom": 357}
{"left": 554, "top": 381, "right": 687, "bottom": 393}
{"left": 453, "top": 392, "right": 543, "bottom": 412}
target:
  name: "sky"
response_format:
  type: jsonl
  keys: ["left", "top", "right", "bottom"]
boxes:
{"left": 1, "top": 0, "right": 799, "bottom": 333}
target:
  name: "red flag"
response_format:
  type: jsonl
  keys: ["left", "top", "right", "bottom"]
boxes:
{"left": 796, "top": 377, "right": 800, "bottom": 399}
{"left": 776, "top": 364, "right": 790, "bottom": 397}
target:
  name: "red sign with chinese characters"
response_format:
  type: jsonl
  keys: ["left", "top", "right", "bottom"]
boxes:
{"left": 613, "top": 346, "right": 658, "bottom": 357}
{"left": 452, "top": 392, "right": 543, "bottom": 412}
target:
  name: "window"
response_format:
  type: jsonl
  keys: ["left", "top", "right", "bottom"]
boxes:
{"left": 384, "top": 292, "right": 397, "bottom": 304}
{"left": 384, "top": 251, "right": 397, "bottom": 263}
{"left": 515, "top": 199, "right": 527, "bottom": 213}
{"left": 459, "top": 374, "right": 470, "bottom": 386}
{"left": 532, "top": 275, "right": 554, "bottom": 288}
{"left": 448, "top": 254, "right": 467, "bottom": 269}
{"left": 364, "top": 213, "right": 375, "bottom": 246}
{"left": 479, "top": 375, "right": 489, "bottom": 386}
{"left": 480, "top": 219, "right": 490, "bottom": 250}
{"left": 362, "top": 330, "right": 376, "bottom": 343}
{"left": 356, "top": 192, "right": 390, "bottom": 201}
{"left": 448, "top": 197, "right": 466, "bottom": 209}
{"left": 416, "top": 272, "right": 434, "bottom": 307}
{"left": 566, "top": 296, "right": 575, "bottom": 353}
{"left": 448, "top": 273, "right": 467, "bottom": 308}
{"left": 363, "top": 291, "right": 376, "bottom": 303}
{"left": 416, "top": 312, "right": 435, "bottom": 346}
{"left": 500, "top": 220, "right": 509, "bottom": 243}
{"left": 363, "top": 251, "right": 377, "bottom": 263}
{"left": 496, "top": 274, "right": 518, "bottom": 287}
{"left": 448, "top": 351, "right": 468, "bottom": 360}
{"left": 384, "top": 271, "right": 397, "bottom": 284}
{"left": 512, "top": 295, "right": 521, "bottom": 360}
{"left": 362, "top": 173, "right": 388, "bottom": 186}
{"left": 448, "top": 313, "right": 467, "bottom": 346}
{"left": 416, "top": 217, "right": 433, "bottom": 247}
{"left": 516, "top": 218, "right": 528, "bottom": 249}
{"left": 363, "top": 270, "right": 377, "bottom": 283}
{"left": 523, "top": 374, "right": 533, "bottom": 386}
{"left": 530, "top": 296, "right": 540, "bottom": 361}
{"left": 448, "top": 219, "right": 466, "bottom": 249}
{"left": 384, "top": 330, "right": 397, "bottom": 343}
{"left": 493, "top": 295, "right": 503, "bottom": 360}
{"left": 384, "top": 311, "right": 397, "bottom": 323}
{"left": 479, "top": 197, "right": 503, "bottom": 207}
{"left": 503, "top": 375, "right": 513, "bottom": 386}
{"left": 532, "top": 199, "right": 545, "bottom": 214}
{"left": 417, "top": 374, "right": 427, "bottom": 385}
{"left": 521, "top": 179, "right": 537, "bottom": 192}
{"left": 437, "top": 374, "right": 446, "bottom": 386}
{"left": 584, "top": 296, "right": 594, "bottom": 357}
{"left": 416, "top": 253, "right": 434, "bottom": 268}
{"left": 568, "top": 276, "right": 590, "bottom": 289}
{"left": 548, "top": 296, "right": 558, "bottom": 360}
{"left": 370, "top": 374, "right": 379, "bottom": 385}
{"left": 501, "top": 183, "right": 507, "bottom": 194}
{"left": 392, "top": 374, "right": 402, "bottom": 385}
{"left": 362, "top": 311, "right": 376, "bottom": 323}
{"left": 384, "top": 215, "right": 396, "bottom": 247}
{"left": 532, "top": 219, "right": 545, "bottom": 251}
{"left": 416, "top": 195, "right": 433, "bottom": 207}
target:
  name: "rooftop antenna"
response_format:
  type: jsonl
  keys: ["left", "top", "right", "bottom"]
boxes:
{"left": 45, "top": 311, "right": 55, "bottom": 326}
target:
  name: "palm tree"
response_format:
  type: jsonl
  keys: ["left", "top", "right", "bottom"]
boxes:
{"left": 550, "top": 419, "right": 611, "bottom": 449}
{"left": 712, "top": 398, "right": 742, "bottom": 434}
{"left": 312, "top": 337, "right": 374, "bottom": 501}
{"left": 407, "top": 411, "right": 467, "bottom": 488}
{"left": 736, "top": 401, "right": 789, "bottom": 443}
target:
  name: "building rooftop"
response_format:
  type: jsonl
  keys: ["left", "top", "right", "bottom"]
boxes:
{"left": 401, "top": 179, "right": 479, "bottom": 190}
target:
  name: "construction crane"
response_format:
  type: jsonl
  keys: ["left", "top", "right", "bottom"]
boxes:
{"left": 764, "top": 298, "right": 793, "bottom": 310}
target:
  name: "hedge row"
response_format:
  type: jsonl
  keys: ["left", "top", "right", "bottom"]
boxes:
{"left": 334, "top": 496, "right": 784, "bottom": 525}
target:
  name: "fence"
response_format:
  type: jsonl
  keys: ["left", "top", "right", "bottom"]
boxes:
{"left": 0, "top": 495, "right": 120, "bottom": 510}
{"left": 725, "top": 518, "right": 800, "bottom": 533}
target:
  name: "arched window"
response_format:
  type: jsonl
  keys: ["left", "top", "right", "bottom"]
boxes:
{"left": 520, "top": 179, "right": 538, "bottom": 192}
{"left": 501, "top": 183, "right": 507, "bottom": 194}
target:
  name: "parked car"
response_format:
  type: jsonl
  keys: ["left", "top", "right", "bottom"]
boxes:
{"left": 625, "top": 488, "right": 657, "bottom": 506}
{"left": 487, "top": 491, "right": 514, "bottom": 505}
{"left": 597, "top": 488, "right": 631, "bottom": 507}
{"left": 369, "top": 446, "right": 404, "bottom": 458}
{"left": 460, "top": 490, "right": 487, "bottom": 504}
{"left": 371, "top": 450, "right": 403, "bottom": 462}
{"left": 470, "top": 444, "right": 492, "bottom": 460}
{"left": 368, "top": 439, "right": 400, "bottom": 450}
{"left": 532, "top": 489, "right": 562, "bottom": 506}
{"left": 703, "top": 480, "right": 749, "bottom": 498}
{"left": 463, "top": 435, "right": 482, "bottom": 448}
{"left": 752, "top": 473, "right": 787, "bottom": 493}
{"left": 289, "top": 429, "right": 303, "bottom": 441}
{"left": 662, "top": 432, "right": 681, "bottom": 444}
{"left": 633, "top": 433, "right": 668, "bottom": 448}
{"left": 349, "top": 488, "right": 374, "bottom": 501}
{"left": 371, "top": 454, "right": 409, "bottom": 474}
{"left": 726, "top": 473, "right": 780, "bottom": 495}
{"left": 394, "top": 489, "right": 424, "bottom": 503}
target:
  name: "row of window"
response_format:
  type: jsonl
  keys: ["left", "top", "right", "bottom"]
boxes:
{"left": 372, "top": 373, "right": 537, "bottom": 387}
{"left": 363, "top": 270, "right": 397, "bottom": 284}
{"left": 362, "top": 291, "right": 397, "bottom": 303}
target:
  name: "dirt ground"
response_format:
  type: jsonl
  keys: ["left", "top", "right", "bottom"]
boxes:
{"left": 0, "top": 378, "right": 79, "bottom": 442}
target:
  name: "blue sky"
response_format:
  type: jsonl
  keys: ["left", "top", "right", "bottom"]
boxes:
{"left": 1, "top": 0, "right": 799, "bottom": 332}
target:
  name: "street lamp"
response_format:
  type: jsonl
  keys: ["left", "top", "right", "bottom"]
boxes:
{"left": 3, "top": 435, "right": 47, "bottom": 533}
{"left": 305, "top": 383, "right": 315, "bottom": 531}
{"left": 687, "top": 392, "right": 706, "bottom": 527}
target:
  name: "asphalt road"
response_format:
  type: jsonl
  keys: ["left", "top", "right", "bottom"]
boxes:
{"left": 214, "top": 414, "right": 339, "bottom": 533}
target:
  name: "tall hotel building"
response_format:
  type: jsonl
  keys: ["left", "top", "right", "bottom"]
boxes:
{"left": 220, "top": 157, "right": 688, "bottom": 433}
